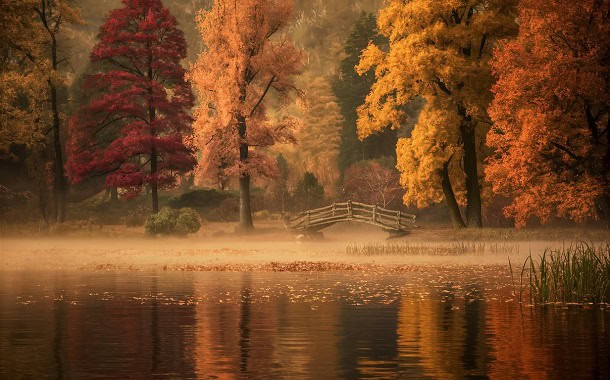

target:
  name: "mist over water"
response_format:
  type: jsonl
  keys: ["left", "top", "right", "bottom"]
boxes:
{"left": 1, "top": 270, "right": 608, "bottom": 378}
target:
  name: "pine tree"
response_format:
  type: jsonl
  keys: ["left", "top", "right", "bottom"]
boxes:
{"left": 333, "top": 12, "right": 397, "bottom": 177}
{"left": 297, "top": 76, "right": 343, "bottom": 194}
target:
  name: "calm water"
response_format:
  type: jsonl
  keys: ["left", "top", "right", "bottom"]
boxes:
{"left": 0, "top": 270, "right": 608, "bottom": 379}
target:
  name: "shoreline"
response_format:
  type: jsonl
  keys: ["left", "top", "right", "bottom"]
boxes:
{"left": 2, "top": 222, "right": 607, "bottom": 272}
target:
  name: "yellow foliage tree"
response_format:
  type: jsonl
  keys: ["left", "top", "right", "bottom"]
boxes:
{"left": 1, "top": 0, "right": 81, "bottom": 222}
{"left": 297, "top": 76, "right": 343, "bottom": 195}
{"left": 357, "top": 0, "right": 517, "bottom": 228}
{"left": 0, "top": 0, "right": 50, "bottom": 218}
{"left": 0, "top": 0, "right": 47, "bottom": 162}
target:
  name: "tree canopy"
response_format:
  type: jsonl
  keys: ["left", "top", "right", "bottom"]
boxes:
{"left": 357, "top": 0, "right": 518, "bottom": 227}
{"left": 66, "top": 0, "right": 196, "bottom": 212}
{"left": 486, "top": 0, "right": 610, "bottom": 227}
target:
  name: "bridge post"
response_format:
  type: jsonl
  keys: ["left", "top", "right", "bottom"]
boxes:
{"left": 307, "top": 211, "right": 311, "bottom": 227}
{"left": 347, "top": 201, "right": 352, "bottom": 219}
{"left": 373, "top": 205, "right": 377, "bottom": 223}
{"left": 397, "top": 210, "right": 401, "bottom": 229}
{"left": 332, "top": 203, "right": 336, "bottom": 217}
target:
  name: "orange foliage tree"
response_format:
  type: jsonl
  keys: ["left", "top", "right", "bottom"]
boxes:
{"left": 487, "top": 0, "right": 610, "bottom": 228}
{"left": 357, "top": 0, "right": 518, "bottom": 228}
{"left": 191, "top": 0, "right": 304, "bottom": 230}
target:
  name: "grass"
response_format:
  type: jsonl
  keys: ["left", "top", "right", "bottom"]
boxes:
{"left": 415, "top": 227, "right": 610, "bottom": 242}
{"left": 346, "top": 241, "right": 518, "bottom": 256}
{"left": 514, "top": 242, "right": 610, "bottom": 305}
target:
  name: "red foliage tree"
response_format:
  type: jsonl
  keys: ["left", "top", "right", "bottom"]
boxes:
{"left": 343, "top": 159, "right": 402, "bottom": 208}
{"left": 487, "top": 0, "right": 610, "bottom": 227}
{"left": 66, "top": 0, "right": 196, "bottom": 213}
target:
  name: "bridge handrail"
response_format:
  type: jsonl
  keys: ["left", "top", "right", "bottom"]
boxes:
{"left": 287, "top": 202, "right": 415, "bottom": 220}
{"left": 285, "top": 201, "right": 417, "bottom": 232}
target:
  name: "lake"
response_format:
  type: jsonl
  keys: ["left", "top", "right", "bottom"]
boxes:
{"left": 1, "top": 269, "right": 608, "bottom": 378}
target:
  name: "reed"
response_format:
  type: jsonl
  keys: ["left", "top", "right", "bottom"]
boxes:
{"left": 346, "top": 241, "right": 517, "bottom": 256}
{"left": 516, "top": 242, "right": 610, "bottom": 305}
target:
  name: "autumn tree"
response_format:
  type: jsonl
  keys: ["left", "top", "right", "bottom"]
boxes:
{"left": 296, "top": 76, "right": 343, "bottom": 194}
{"left": 36, "top": 0, "right": 82, "bottom": 222}
{"left": 0, "top": 0, "right": 46, "bottom": 160}
{"left": 191, "top": 0, "right": 304, "bottom": 231}
{"left": 66, "top": 0, "right": 196, "bottom": 213}
{"left": 1, "top": 0, "right": 80, "bottom": 222}
{"left": 343, "top": 158, "right": 402, "bottom": 208}
{"left": 486, "top": 0, "right": 610, "bottom": 228}
{"left": 357, "top": 0, "right": 517, "bottom": 228}
{"left": 333, "top": 12, "right": 397, "bottom": 176}
{"left": 0, "top": 0, "right": 49, "bottom": 216}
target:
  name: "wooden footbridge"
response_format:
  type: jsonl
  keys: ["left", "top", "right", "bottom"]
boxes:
{"left": 284, "top": 201, "right": 417, "bottom": 238}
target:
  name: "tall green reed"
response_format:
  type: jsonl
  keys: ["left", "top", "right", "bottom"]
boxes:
{"left": 514, "top": 242, "right": 610, "bottom": 305}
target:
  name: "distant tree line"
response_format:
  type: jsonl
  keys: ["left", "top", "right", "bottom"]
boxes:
{"left": 1, "top": 0, "right": 608, "bottom": 230}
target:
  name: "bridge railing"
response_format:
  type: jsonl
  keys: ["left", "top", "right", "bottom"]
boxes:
{"left": 285, "top": 201, "right": 416, "bottom": 232}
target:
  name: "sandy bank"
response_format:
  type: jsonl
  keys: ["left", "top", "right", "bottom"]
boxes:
{"left": 3, "top": 223, "right": 603, "bottom": 271}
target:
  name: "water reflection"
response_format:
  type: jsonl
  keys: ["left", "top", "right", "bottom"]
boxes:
{"left": 0, "top": 271, "right": 608, "bottom": 378}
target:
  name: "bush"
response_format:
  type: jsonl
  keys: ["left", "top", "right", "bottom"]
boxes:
{"left": 167, "top": 188, "right": 232, "bottom": 209}
{"left": 253, "top": 210, "right": 282, "bottom": 221}
{"left": 145, "top": 207, "right": 201, "bottom": 236}
{"left": 205, "top": 198, "right": 239, "bottom": 222}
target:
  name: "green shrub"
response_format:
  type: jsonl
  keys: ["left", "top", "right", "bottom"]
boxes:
{"left": 145, "top": 207, "right": 201, "bottom": 236}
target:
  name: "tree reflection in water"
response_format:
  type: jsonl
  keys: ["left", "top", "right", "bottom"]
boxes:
{"left": 0, "top": 271, "right": 608, "bottom": 378}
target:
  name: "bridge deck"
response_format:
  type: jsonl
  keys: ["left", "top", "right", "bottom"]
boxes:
{"left": 284, "top": 201, "right": 416, "bottom": 236}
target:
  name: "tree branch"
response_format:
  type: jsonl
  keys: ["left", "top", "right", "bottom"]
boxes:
{"left": 434, "top": 77, "right": 452, "bottom": 95}
{"left": 249, "top": 75, "right": 275, "bottom": 117}
{"left": 551, "top": 141, "right": 581, "bottom": 161}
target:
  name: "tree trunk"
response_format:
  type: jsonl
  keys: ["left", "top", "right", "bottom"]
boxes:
{"left": 49, "top": 85, "right": 66, "bottom": 223}
{"left": 148, "top": 63, "right": 159, "bottom": 214}
{"left": 110, "top": 187, "right": 119, "bottom": 202}
{"left": 602, "top": 117, "right": 610, "bottom": 230}
{"left": 440, "top": 163, "right": 466, "bottom": 228}
{"left": 150, "top": 149, "right": 159, "bottom": 214}
{"left": 51, "top": 92, "right": 66, "bottom": 223}
{"left": 459, "top": 106, "right": 483, "bottom": 228}
{"left": 49, "top": 45, "right": 66, "bottom": 223}
{"left": 237, "top": 115, "right": 254, "bottom": 231}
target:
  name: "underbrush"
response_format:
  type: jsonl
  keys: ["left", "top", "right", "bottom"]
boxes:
{"left": 512, "top": 242, "right": 610, "bottom": 305}
{"left": 145, "top": 207, "right": 201, "bottom": 236}
{"left": 346, "top": 241, "right": 518, "bottom": 256}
